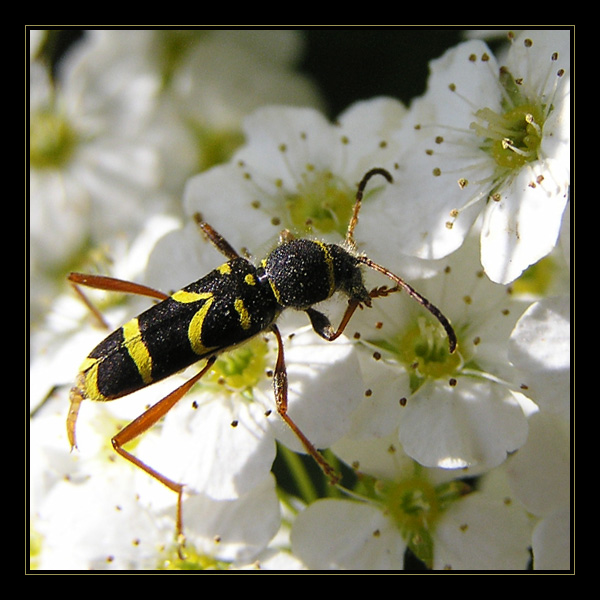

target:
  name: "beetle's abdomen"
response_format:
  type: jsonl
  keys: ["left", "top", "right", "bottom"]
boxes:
{"left": 79, "top": 258, "right": 279, "bottom": 402}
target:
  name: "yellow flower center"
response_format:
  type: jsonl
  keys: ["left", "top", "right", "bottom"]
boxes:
{"left": 471, "top": 70, "right": 546, "bottom": 172}
{"left": 286, "top": 170, "right": 354, "bottom": 237}
{"left": 30, "top": 109, "right": 78, "bottom": 169}
{"left": 372, "top": 317, "right": 462, "bottom": 393}
{"left": 206, "top": 336, "right": 270, "bottom": 393}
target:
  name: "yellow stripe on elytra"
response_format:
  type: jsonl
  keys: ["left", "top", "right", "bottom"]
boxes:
{"left": 80, "top": 357, "right": 102, "bottom": 402}
{"left": 235, "top": 298, "right": 251, "bottom": 330}
{"left": 80, "top": 355, "right": 98, "bottom": 373}
{"left": 171, "top": 289, "right": 216, "bottom": 356}
{"left": 188, "top": 295, "right": 215, "bottom": 355}
{"left": 122, "top": 318, "right": 153, "bottom": 385}
{"left": 314, "top": 241, "right": 335, "bottom": 297}
{"left": 172, "top": 290, "right": 213, "bottom": 304}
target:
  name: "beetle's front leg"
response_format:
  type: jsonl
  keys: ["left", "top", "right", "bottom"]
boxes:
{"left": 305, "top": 299, "right": 362, "bottom": 342}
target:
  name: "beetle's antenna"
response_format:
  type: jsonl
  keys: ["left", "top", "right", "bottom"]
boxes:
{"left": 357, "top": 255, "right": 457, "bottom": 354}
{"left": 347, "top": 167, "right": 456, "bottom": 352}
{"left": 346, "top": 168, "right": 393, "bottom": 249}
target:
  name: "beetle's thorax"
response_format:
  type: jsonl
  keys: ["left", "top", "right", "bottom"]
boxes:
{"left": 263, "top": 238, "right": 370, "bottom": 309}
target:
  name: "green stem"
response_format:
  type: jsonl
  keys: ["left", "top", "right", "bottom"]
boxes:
{"left": 278, "top": 445, "right": 320, "bottom": 504}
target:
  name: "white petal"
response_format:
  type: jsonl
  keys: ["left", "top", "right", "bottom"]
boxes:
{"left": 182, "top": 475, "right": 281, "bottom": 564}
{"left": 433, "top": 493, "right": 532, "bottom": 570}
{"left": 236, "top": 106, "right": 336, "bottom": 186}
{"left": 335, "top": 96, "right": 407, "bottom": 175}
{"left": 505, "top": 411, "right": 570, "bottom": 516}
{"left": 291, "top": 499, "right": 406, "bottom": 570}
{"left": 333, "top": 434, "right": 416, "bottom": 482}
{"left": 532, "top": 506, "right": 571, "bottom": 571}
{"left": 508, "top": 296, "right": 571, "bottom": 417}
{"left": 182, "top": 163, "right": 280, "bottom": 263}
{"left": 35, "top": 466, "right": 171, "bottom": 570}
{"left": 173, "top": 36, "right": 323, "bottom": 130}
{"left": 506, "top": 30, "right": 571, "bottom": 98}
{"left": 424, "top": 40, "right": 502, "bottom": 128}
{"left": 481, "top": 168, "right": 569, "bottom": 284}
{"left": 540, "top": 74, "right": 571, "bottom": 190}
{"left": 342, "top": 359, "right": 411, "bottom": 440}
{"left": 509, "top": 296, "right": 570, "bottom": 371}
{"left": 363, "top": 169, "right": 482, "bottom": 260}
{"left": 398, "top": 378, "right": 528, "bottom": 470}
{"left": 144, "top": 390, "right": 275, "bottom": 501}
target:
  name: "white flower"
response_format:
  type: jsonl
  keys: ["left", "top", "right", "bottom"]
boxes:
{"left": 30, "top": 388, "right": 173, "bottom": 570}
{"left": 290, "top": 436, "right": 532, "bottom": 570}
{"left": 30, "top": 33, "right": 165, "bottom": 247}
{"left": 344, "top": 232, "right": 532, "bottom": 472}
{"left": 361, "top": 29, "right": 570, "bottom": 284}
{"left": 31, "top": 361, "right": 285, "bottom": 570}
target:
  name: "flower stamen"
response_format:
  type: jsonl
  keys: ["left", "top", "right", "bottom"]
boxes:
{"left": 472, "top": 101, "right": 544, "bottom": 170}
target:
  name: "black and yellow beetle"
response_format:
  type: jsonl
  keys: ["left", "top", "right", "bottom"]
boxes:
{"left": 66, "top": 168, "right": 457, "bottom": 540}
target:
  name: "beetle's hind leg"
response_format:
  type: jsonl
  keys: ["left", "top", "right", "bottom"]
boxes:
{"left": 110, "top": 356, "right": 217, "bottom": 548}
{"left": 270, "top": 324, "right": 340, "bottom": 485}
{"left": 68, "top": 272, "right": 169, "bottom": 329}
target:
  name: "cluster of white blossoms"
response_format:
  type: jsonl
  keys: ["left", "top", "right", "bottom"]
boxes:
{"left": 30, "top": 29, "right": 570, "bottom": 571}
